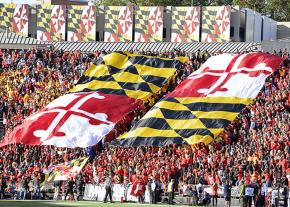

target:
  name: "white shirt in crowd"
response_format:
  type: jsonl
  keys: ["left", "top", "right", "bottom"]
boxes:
{"left": 261, "top": 184, "right": 268, "bottom": 196}
{"left": 271, "top": 189, "right": 278, "bottom": 204}
{"left": 151, "top": 182, "right": 156, "bottom": 191}
{"left": 245, "top": 187, "right": 254, "bottom": 197}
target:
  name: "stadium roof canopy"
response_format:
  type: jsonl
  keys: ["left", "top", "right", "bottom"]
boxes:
{"left": 0, "top": 32, "right": 46, "bottom": 45}
{"left": 0, "top": 31, "right": 261, "bottom": 53}
{"left": 52, "top": 41, "right": 260, "bottom": 53}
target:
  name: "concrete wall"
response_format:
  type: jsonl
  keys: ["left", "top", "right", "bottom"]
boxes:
{"left": 262, "top": 16, "right": 271, "bottom": 41}
{"left": 230, "top": 7, "right": 240, "bottom": 42}
{"left": 0, "top": 43, "right": 44, "bottom": 50}
{"left": 242, "top": 8, "right": 280, "bottom": 42}
{"left": 253, "top": 12, "right": 262, "bottom": 42}
{"left": 163, "top": 7, "right": 172, "bottom": 42}
{"left": 263, "top": 16, "right": 277, "bottom": 41}
{"left": 244, "top": 8, "right": 255, "bottom": 42}
{"left": 270, "top": 19, "right": 277, "bottom": 40}
{"left": 96, "top": 6, "right": 105, "bottom": 41}
{"left": 277, "top": 22, "right": 290, "bottom": 39}
{"left": 28, "top": 5, "right": 37, "bottom": 38}
{"left": 244, "top": 8, "right": 263, "bottom": 42}
{"left": 262, "top": 41, "right": 290, "bottom": 52}
{"left": 239, "top": 9, "right": 246, "bottom": 42}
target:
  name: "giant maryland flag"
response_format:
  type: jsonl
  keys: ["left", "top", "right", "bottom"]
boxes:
{"left": 1, "top": 52, "right": 187, "bottom": 148}
{"left": 112, "top": 53, "right": 283, "bottom": 146}
{"left": 47, "top": 157, "right": 89, "bottom": 182}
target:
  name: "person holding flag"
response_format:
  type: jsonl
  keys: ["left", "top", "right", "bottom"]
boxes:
{"left": 131, "top": 176, "right": 146, "bottom": 203}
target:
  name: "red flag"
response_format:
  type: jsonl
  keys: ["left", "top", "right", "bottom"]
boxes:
{"left": 1, "top": 92, "right": 141, "bottom": 148}
{"left": 169, "top": 53, "right": 283, "bottom": 98}
{"left": 130, "top": 178, "right": 146, "bottom": 196}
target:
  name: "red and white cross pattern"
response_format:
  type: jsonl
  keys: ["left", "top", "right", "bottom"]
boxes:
{"left": 13, "top": 4, "right": 28, "bottom": 34}
{"left": 50, "top": 5, "right": 66, "bottom": 34}
{"left": 170, "top": 53, "right": 283, "bottom": 98}
{"left": 1, "top": 92, "right": 141, "bottom": 148}
{"left": 81, "top": 6, "right": 96, "bottom": 34}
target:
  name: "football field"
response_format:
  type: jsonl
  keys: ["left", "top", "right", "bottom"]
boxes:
{"left": 0, "top": 200, "right": 191, "bottom": 207}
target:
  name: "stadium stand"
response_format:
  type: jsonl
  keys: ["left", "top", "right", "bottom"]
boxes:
{"left": 0, "top": 111, "right": 3, "bottom": 139}
{"left": 0, "top": 1, "right": 289, "bottom": 206}
{"left": 0, "top": 48, "right": 289, "bottom": 206}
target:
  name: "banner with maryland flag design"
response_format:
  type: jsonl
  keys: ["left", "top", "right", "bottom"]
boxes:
{"left": 171, "top": 7, "right": 200, "bottom": 42}
{"left": 1, "top": 52, "right": 187, "bottom": 148}
{"left": 112, "top": 53, "right": 283, "bottom": 147}
{"left": 67, "top": 5, "right": 96, "bottom": 42}
{"left": 47, "top": 157, "right": 89, "bottom": 182}
{"left": 135, "top": 6, "right": 164, "bottom": 42}
{"left": 37, "top": 4, "right": 66, "bottom": 41}
{"left": 104, "top": 6, "right": 133, "bottom": 42}
{"left": 1, "top": 92, "right": 141, "bottom": 148}
{"left": 0, "top": 4, "right": 29, "bottom": 36}
{"left": 201, "top": 6, "right": 231, "bottom": 42}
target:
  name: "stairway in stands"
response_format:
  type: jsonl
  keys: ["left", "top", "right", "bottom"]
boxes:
{"left": 0, "top": 72, "right": 10, "bottom": 139}
{"left": 0, "top": 115, "right": 4, "bottom": 139}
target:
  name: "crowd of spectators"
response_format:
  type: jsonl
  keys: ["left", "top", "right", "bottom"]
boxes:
{"left": 0, "top": 48, "right": 206, "bottom": 200}
{"left": 0, "top": 48, "right": 97, "bottom": 200}
{"left": 84, "top": 50, "right": 290, "bottom": 206}
{"left": 0, "top": 48, "right": 289, "bottom": 206}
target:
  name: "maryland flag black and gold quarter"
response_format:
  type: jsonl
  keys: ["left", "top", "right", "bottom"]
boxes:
{"left": 112, "top": 53, "right": 283, "bottom": 146}
{"left": 70, "top": 52, "right": 188, "bottom": 101}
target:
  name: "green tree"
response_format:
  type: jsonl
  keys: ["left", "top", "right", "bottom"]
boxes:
{"left": 232, "top": 0, "right": 290, "bottom": 21}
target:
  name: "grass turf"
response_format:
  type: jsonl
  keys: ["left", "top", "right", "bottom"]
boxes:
{"left": 0, "top": 200, "right": 190, "bottom": 207}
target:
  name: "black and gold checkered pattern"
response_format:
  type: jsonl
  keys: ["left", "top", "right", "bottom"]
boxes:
{"left": 0, "top": 3, "right": 15, "bottom": 31}
{"left": 67, "top": 6, "right": 96, "bottom": 42}
{"left": 201, "top": 6, "right": 231, "bottom": 42}
{"left": 171, "top": 7, "right": 200, "bottom": 42}
{"left": 171, "top": 7, "right": 186, "bottom": 36}
{"left": 67, "top": 6, "right": 82, "bottom": 34}
{"left": 104, "top": 6, "right": 118, "bottom": 41}
{"left": 202, "top": 7, "right": 216, "bottom": 37}
{"left": 70, "top": 52, "right": 188, "bottom": 101}
{"left": 104, "top": 6, "right": 132, "bottom": 42}
{"left": 135, "top": 7, "right": 150, "bottom": 37}
{"left": 37, "top": 4, "right": 51, "bottom": 38}
{"left": 114, "top": 96, "right": 251, "bottom": 146}
{"left": 37, "top": 4, "right": 66, "bottom": 41}
{"left": 47, "top": 157, "right": 89, "bottom": 182}
{"left": 135, "top": 6, "right": 163, "bottom": 42}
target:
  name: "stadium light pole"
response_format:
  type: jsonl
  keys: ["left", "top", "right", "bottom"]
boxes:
{"left": 127, "top": 2, "right": 137, "bottom": 43}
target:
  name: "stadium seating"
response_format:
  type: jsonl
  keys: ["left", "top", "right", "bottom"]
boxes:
{"left": 0, "top": 48, "right": 289, "bottom": 206}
